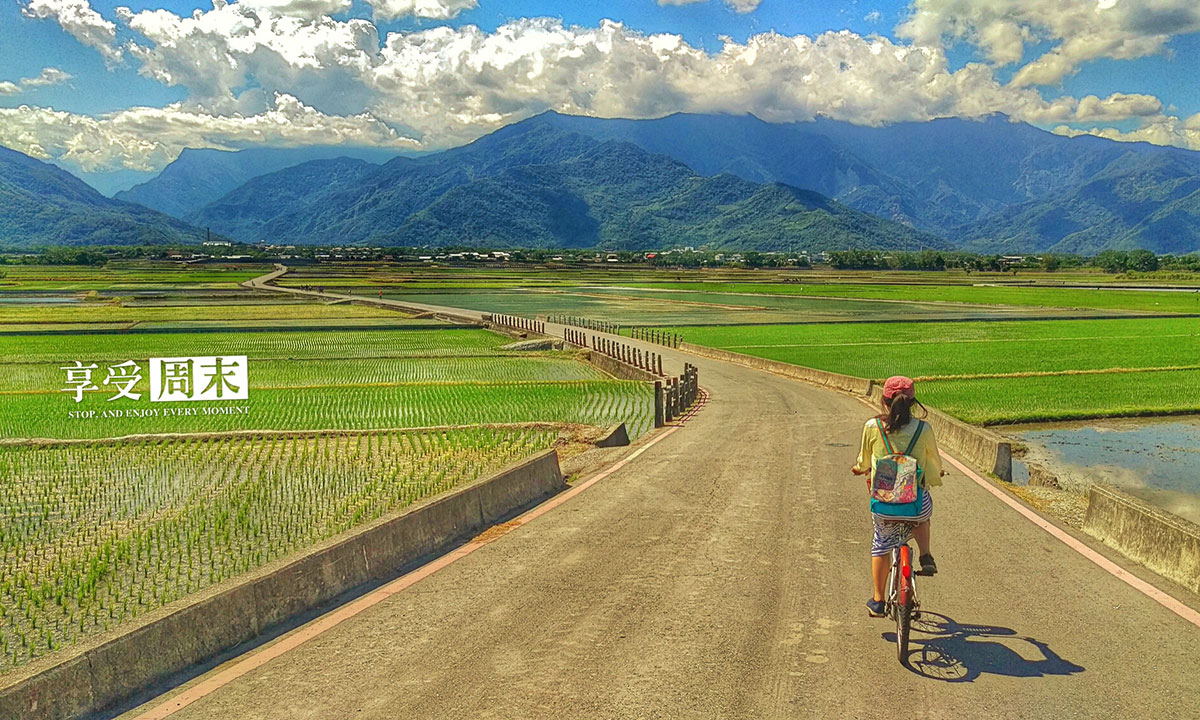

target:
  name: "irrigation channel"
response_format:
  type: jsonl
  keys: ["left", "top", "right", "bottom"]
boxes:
{"left": 110, "top": 268, "right": 1200, "bottom": 720}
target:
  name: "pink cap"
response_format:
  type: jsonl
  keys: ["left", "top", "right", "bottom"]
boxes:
{"left": 882, "top": 375, "right": 915, "bottom": 400}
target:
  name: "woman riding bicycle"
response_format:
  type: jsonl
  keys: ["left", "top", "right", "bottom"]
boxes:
{"left": 851, "top": 376, "right": 944, "bottom": 617}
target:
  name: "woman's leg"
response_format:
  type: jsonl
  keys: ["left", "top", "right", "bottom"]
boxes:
{"left": 913, "top": 491, "right": 934, "bottom": 557}
{"left": 872, "top": 555, "right": 889, "bottom": 602}
{"left": 913, "top": 521, "right": 930, "bottom": 555}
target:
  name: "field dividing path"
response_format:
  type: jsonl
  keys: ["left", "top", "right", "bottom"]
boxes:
{"left": 122, "top": 274, "right": 1200, "bottom": 718}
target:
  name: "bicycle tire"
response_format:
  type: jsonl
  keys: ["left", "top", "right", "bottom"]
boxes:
{"left": 895, "top": 546, "right": 913, "bottom": 664}
{"left": 895, "top": 598, "right": 911, "bottom": 664}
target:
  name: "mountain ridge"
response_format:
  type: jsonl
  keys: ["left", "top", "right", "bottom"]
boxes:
{"left": 188, "top": 127, "right": 944, "bottom": 251}
{"left": 116, "top": 145, "right": 402, "bottom": 218}
{"left": 0, "top": 146, "right": 209, "bottom": 247}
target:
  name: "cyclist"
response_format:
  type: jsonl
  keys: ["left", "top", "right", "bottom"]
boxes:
{"left": 851, "top": 376, "right": 944, "bottom": 617}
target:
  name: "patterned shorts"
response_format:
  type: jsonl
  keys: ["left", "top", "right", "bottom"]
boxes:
{"left": 870, "top": 491, "right": 933, "bottom": 557}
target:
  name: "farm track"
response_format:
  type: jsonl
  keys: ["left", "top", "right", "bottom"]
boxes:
{"left": 109, "top": 271, "right": 1200, "bottom": 719}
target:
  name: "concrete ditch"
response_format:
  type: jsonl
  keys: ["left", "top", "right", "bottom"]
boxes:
{"left": 1084, "top": 484, "right": 1200, "bottom": 596}
{"left": 0, "top": 450, "right": 565, "bottom": 720}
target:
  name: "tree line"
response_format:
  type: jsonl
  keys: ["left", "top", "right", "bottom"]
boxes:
{"left": 3, "top": 244, "right": 1197, "bottom": 274}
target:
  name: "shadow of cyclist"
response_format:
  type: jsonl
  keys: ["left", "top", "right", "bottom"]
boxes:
{"left": 883, "top": 612, "right": 1085, "bottom": 682}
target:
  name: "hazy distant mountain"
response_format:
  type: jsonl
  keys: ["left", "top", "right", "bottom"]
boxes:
{"left": 961, "top": 150, "right": 1200, "bottom": 254}
{"left": 532, "top": 112, "right": 1200, "bottom": 248}
{"left": 190, "top": 123, "right": 941, "bottom": 251}
{"left": 0, "top": 145, "right": 207, "bottom": 247}
{"left": 116, "top": 146, "right": 400, "bottom": 219}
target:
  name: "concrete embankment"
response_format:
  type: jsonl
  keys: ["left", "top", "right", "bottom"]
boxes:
{"left": 0, "top": 451, "right": 564, "bottom": 720}
{"left": 1085, "top": 484, "right": 1200, "bottom": 595}
{"left": 584, "top": 350, "right": 660, "bottom": 382}
{"left": 680, "top": 343, "right": 871, "bottom": 395}
{"left": 680, "top": 342, "right": 1013, "bottom": 482}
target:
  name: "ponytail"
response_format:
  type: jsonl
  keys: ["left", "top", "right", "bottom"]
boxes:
{"left": 881, "top": 395, "right": 920, "bottom": 432}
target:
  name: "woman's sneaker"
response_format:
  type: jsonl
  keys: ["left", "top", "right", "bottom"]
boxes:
{"left": 919, "top": 553, "right": 938, "bottom": 575}
{"left": 866, "top": 599, "right": 886, "bottom": 617}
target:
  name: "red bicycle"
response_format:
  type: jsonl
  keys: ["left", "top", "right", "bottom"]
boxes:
{"left": 887, "top": 541, "right": 928, "bottom": 664}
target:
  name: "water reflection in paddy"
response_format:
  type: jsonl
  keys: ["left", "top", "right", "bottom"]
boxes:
{"left": 1008, "top": 417, "right": 1200, "bottom": 525}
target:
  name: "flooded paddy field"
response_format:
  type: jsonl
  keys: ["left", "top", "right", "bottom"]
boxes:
{"left": 1008, "top": 417, "right": 1200, "bottom": 525}
{"left": 379, "top": 286, "right": 1140, "bottom": 327}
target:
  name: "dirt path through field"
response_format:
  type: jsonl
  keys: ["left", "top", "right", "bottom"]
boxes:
{"left": 120, "top": 271, "right": 1200, "bottom": 719}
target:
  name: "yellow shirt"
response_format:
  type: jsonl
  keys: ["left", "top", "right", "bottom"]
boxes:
{"left": 855, "top": 418, "right": 944, "bottom": 488}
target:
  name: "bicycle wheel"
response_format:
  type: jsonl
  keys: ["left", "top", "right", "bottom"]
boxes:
{"left": 895, "top": 598, "right": 911, "bottom": 663}
{"left": 895, "top": 546, "right": 912, "bottom": 664}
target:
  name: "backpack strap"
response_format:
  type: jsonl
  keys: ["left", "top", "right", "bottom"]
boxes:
{"left": 903, "top": 421, "right": 924, "bottom": 456}
{"left": 876, "top": 418, "right": 895, "bottom": 455}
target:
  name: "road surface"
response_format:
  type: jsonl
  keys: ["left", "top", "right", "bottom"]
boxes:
{"left": 121, "top": 277, "right": 1200, "bottom": 719}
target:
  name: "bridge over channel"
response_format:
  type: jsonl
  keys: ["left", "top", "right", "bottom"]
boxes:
{"left": 116, "top": 269, "right": 1200, "bottom": 719}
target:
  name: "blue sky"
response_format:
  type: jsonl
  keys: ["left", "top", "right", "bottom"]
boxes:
{"left": 3, "top": 0, "right": 1200, "bottom": 187}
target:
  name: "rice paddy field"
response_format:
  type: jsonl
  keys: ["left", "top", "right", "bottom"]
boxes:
{"left": 0, "top": 277, "right": 656, "bottom": 672}
{"left": 0, "top": 428, "right": 555, "bottom": 670}
{"left": 378, "top": 286, "right": 1134, "bottom": 327}
{"left": 622, "top": 280, "right": 1200, "bottom": 315}
{"left": 0, "top": 263, "right": 272, "bottom": 291}
{"left": 654, "top": 318, "right": 1199, "bottom": 424}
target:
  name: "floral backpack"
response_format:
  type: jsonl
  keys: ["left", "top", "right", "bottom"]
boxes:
{"left": 870, "top": 419, "right": 926, "bottom": 520}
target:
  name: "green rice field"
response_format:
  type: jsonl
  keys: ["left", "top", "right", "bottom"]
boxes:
{"left": 0, "top": 283, "right": 661, "bottom": 672}
{"left": 0, "top": 298, "right": 404, "bottom": 327}
{"left": 0, "top": 325, "right": 655, "bottom": 440}
{"left": 654, "top": 317, "right": 1200, "bottom": 424}
{"left": 624, "top": 281, "right": 1200, "bottom": 315}
{"left": 0, "top": 427, "right": 555, "bottom": 671}
{"left": 0, "top": 264, "right": 272, "bottom": 291}
{"left": 381, "top": 286, "right": 1120, "bottom": 327}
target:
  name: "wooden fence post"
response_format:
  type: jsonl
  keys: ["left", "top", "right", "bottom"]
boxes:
{"left": 654, "top": 381, "right": 664, "bottom": 428}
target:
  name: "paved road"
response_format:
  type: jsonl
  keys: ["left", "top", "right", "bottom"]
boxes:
{"left": 125, "top": 279, "right": 1200, "bottom": 719}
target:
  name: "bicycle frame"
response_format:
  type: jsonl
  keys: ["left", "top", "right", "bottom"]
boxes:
{"left": 887, "top": 545, "right": 917, "bottom": 607}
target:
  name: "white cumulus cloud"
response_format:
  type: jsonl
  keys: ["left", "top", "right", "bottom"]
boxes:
{"left": 237, "top": 0, "right": 354, "bottom": 19}
{"left": 21, "top": 67, "right": 75, "bottom": 88}
{"left": 364, "top": 0, "right": 477, "bottom": 21}
{"left": 0, "top": 93, "right": 417, "bottom": 172}
{"left": 725, "top": 0, "right": 761, "bottom": 12}
{"left": 0, "top": 67, "right": 74, "bottom": 96}
{"left": 117, "top": 1, "right": 380, "bottom": 112}
{"left": 657, "top": 0, "right": 761, "bottom": 11}
{"left": 898, "top": 0, "right": 1200, "bottom": 86}
{"left": 1054, "top": 112, "right": 1200, "bottom": 151}
{"left": 21, "top": 0, "right": 122, "bottom": 63}
{"left": 7, "top": 1, "right": 1198, "bottom": 172}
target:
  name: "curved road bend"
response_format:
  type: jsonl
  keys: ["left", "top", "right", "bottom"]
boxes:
{"left": 123, "top": 282, "right": 1200, "bottom": 719}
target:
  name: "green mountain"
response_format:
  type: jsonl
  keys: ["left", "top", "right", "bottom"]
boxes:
{"left": 115, "top": 146, "right": 399, "bottom": 218}
{"left": 510, "top": 112, "right": 1200, "bottom": 253}
{"left": 185, "top": 157, "right": 382, "bottom": 243}
{"left": 0, "top": 146, "right": 207, "bottom": 247}
{"left": 190, "top": 126, "right": 942, "bottom": 251}
{"left": 961, "top": 152, "right": 1200, "bottom": 254}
